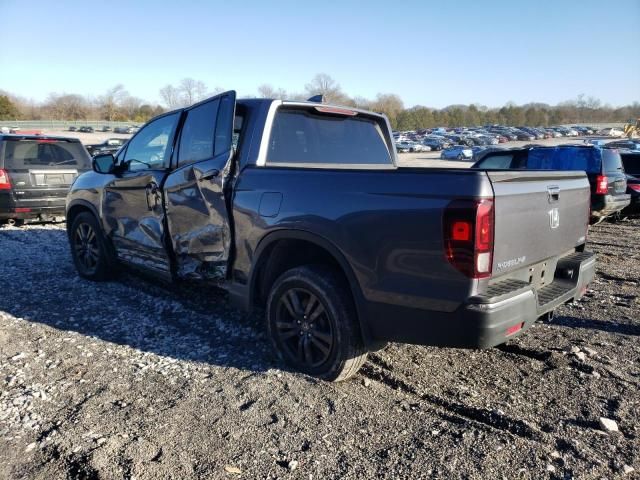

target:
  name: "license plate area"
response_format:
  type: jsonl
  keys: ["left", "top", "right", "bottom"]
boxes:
{"left": 29, "top": 170, "right": 78, "bottom": 186}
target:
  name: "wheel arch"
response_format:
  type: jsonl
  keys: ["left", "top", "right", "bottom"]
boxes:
{"left": 248, "top": 229, "right": 375, "bottom": 347}
{"left": 66, "top": 200, "right": 100, "bottom": 237}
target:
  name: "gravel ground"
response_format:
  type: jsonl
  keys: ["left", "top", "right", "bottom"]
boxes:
{"left": 0, "top": 218, "right": 638, "bottom": 479}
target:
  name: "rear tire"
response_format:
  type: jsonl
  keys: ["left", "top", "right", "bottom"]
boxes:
{"left": 266, "top": 265, "right": 367, "bottom": 382}
{"left": 69, "top": 212, "right": 116, "bottom": 281}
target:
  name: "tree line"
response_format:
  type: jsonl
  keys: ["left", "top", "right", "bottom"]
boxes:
{"left": 1, "top": 74, "right": 638, "bottom": 129}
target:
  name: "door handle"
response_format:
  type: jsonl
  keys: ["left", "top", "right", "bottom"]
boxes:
{"left": 145, "top": 182, "right": 158, "bottom": 211}
{"left": 199, "top": 169, "right": 220, "bottom": 182}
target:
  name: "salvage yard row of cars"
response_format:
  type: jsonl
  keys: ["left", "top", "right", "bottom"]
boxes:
{"left": 393, "top": 124, "right": 629, "bottom": 158}
{"left": 0, "top": 96, "right": 638, "bottom": 381}
{"left": 68, "top": 125, "right": 140, "bottom": 134}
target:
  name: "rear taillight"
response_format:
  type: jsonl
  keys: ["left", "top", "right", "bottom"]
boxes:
{"left": 595, "top": 175, "right": 608, "bottom": 195}
{"left": 628, "top": 184, "right": 640, "bottom": 193}
{"left": 0, "top": 169, "right": 11, "bottom": 190}
{"left": 443, "top": 198, "right": 494, "bottom": 279}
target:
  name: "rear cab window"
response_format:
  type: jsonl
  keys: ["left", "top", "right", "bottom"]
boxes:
{"left": 265, "top": 105, "right": 394, "bottom": 168}
{"left": 1, "top": 139, "right": 91, "bottom": 170}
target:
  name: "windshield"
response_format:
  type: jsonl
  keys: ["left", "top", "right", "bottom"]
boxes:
{"left": 2, "top": 139, "right": 91, "bottom": 169}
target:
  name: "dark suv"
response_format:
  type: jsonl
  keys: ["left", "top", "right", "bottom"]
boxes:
{"left": 471, "top": 145, "right": 630, "bottom": 223}
{"left": 0, "top": 135, "right": 91, "bottom": 225}
{"left": 619, "top": 150, "right": 640, "bottom": 214}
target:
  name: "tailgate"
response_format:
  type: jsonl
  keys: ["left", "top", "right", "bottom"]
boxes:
{"left": 487, "top": 170, "right": 590, "bottom": 276}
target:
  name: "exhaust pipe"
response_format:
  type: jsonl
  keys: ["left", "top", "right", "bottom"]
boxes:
{"left": 6, "top": 218, "right": 16, "bottom": 226}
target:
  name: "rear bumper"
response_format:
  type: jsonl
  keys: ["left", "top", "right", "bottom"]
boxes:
{"left": 366, "top": 251, "right": 596, "bottom": 349}
{"left": 591, "top": 194, "right": 631, "bottom": 219}
{"left": 0, "top": 201, "right": 66, "bottom": 220}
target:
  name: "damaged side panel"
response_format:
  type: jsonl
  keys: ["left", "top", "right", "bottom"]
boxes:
{"left": 164, "top": 159, "right": 232, "bottom": 281}
{"left": 102, "top": 170, "right": 173, "bottom": 280}
{"left": 162, "top": 90, "right": 236, "bottom": 282}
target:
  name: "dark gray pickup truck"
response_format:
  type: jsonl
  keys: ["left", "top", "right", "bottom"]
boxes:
{"left": 65, "top": 91, "right": 596, "bottom": 381}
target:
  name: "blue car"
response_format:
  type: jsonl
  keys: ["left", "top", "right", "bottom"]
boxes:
{"left": 440, "top": 145, "right": 473, "bottom": 160}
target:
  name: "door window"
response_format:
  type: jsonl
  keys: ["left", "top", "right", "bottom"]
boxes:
{"left": 123, "top": 112, "right": 179, "bottom": 170}
{"left": 177, "top": 99, "right": 220, "bottom": 167}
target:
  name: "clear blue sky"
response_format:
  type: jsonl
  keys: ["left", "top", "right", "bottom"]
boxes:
{"left": 0, "top": 0, "right": 638, "bottom": 108}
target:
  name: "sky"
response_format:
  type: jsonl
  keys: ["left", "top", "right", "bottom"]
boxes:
{"left": 0, "top": 0, "right": 638, "bottom": 109}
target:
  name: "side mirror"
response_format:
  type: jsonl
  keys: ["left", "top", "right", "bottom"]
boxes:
{"left": 92, "top": 153, "right": 116, "bottom": 174}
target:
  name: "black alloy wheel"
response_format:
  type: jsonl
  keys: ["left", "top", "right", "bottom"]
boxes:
{"left": 74, "top": 222, "right": 100, "bottom": 275}
{"left": 266, "top": 265, "right": 368, "bottom": 381}
{"left": 275, "top": 288, "right": 334, "bottom": 368}
{"left": 69, "top": 211, "right": 115, "bottom": 281}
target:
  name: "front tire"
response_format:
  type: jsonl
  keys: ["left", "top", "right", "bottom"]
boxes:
{"left": 266, "top": 265, "right": 367, "bottom": 381}
{"left": 69, "top": 212, "right": 115, "bottom": 281}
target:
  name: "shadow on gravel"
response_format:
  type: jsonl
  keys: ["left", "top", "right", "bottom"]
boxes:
{"left": 0, "top": 226, "right": 285, "bottom": 376}
{"left": 552, "top": 314, "right": 640, "bottom": 336}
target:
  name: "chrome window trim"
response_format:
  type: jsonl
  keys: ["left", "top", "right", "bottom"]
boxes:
{"left": 256, "top": 100, "right": 282, "bottom": 166}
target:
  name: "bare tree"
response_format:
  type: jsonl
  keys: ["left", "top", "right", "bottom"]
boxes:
{"left": 98, "top": 84, "right": 128, "bottom": 121}
{"left": 304, "top": 73, "right": 348, "bottom": 104}
{"left": 370, "top": 93, "right": 404, "bottom": 125}
{"left": 120, "top": 95, "right": 143, "bottom": 119}
{"left": 159, "top": 84, "right": 181, "bottom": 109}
{"left": 43, "top": 93, "right": 90, "bottom": 120}
{"left": 180, "top": 78, "right": 208, "bottom": 105}
{"left": 257, "top": 84, "right": 287, "bottom": 99}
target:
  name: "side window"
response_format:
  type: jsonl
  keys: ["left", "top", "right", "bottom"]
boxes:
{"left": 177, "top": 99, "right": 220, "bottom": 167}
{"left": 123, "top": 113, "right": 179, "bottom": 171}
{"left": 603, "top": 150, "right": 623, "bottom": 173}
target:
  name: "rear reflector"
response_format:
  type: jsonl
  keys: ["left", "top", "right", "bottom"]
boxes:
{"left": 506, "top": 323, "right": 523, "bottom": 336}
{"left": 14, "top": 208, "right": 31, "bottom": 213}
{"left": 0, "top": 169, "right": 11, "bottom": 190}
{"left": 629, "top": 184, "right": 640, "bottom": 193}
{"left": 595, "top": 175, "right": 608, "bottom": 195}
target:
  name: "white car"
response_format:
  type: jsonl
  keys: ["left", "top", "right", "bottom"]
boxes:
{"left": 596, "top": 127, "right": 625, "bottom": 137}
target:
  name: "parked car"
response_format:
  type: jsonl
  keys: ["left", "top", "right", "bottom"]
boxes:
{"left": 544, "top": 128, "right": 562, "bottom": 138}
{"left": 85, "top": 138, "right": 128, "bottom": 156}
{"left": 440, "top": 145, "right": 473, "bottom": 160}
{"left": 597, "top": 127, "right": 624, "bottom": 137}
{"left": 68, "top": 126, "right": 78, "bottom": 132}
{"left": 515, "top": 131, "right": 536, "bottom": 141}
{"left": 395, "top": 141, "right": 412, "bottom": 153}
{"left": 472, "top": 145, "right": 630, "bottom": 223}
{"left": 605, "top": 140, "right": 640, "bottom": 151}
{"left": 421, "top": 137, "right": 447, "bottom": 151}
{"left": 619, "top": 151, "right": 640, "bottom": 214}
{"left": 79, "top": 126, "right": 94, "bottom": 133}
{"left": 101, "top": 126, "right": 112, "bottom": 132}
{"left": 0, "top": 134, "right": 92, "bottom": 225}
{"left": 64, "top": 93, "right": 596, "bottom": 381}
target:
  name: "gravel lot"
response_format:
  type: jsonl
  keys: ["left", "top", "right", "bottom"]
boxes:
{"left": 1, "top": 189, "right": 638, "bottom": 479}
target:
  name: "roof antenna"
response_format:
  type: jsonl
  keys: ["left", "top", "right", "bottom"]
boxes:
{"left": 307, "top": 94, "right": 325, "bottom": 103}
